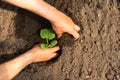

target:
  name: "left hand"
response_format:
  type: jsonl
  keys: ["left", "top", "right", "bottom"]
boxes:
{"left": 51, "top": 11, "right": 80, "bottom": 39}
{"left": 3, "top": 0, "right": 80, "bottom": 39}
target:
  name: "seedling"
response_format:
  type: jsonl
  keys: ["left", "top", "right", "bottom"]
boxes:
{"left": 40, "top": 28, "right": 58, "bottom": 48}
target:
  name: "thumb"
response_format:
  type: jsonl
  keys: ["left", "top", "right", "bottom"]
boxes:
{"left": 49, "top": 53, "right": 57, "bottom": 59}
{"left": 57, "top": 34, "right": 62, "bottom": 38}
{"left": 56, "top": 32, "right": 63, "bottom": 38}
{"left": 48, "top": 46, "right": 60, "bottom": 53}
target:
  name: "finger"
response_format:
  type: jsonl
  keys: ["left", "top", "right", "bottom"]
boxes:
{"left": 48, "top": 46, "right": 60, "bottom": 53}
{"left": 57, "top": 34, "right": 62, "bottom": 38}
{"left": 34, "top": 44, "right": 39, "bottom": 47}
{"left": 34, "top": 44, "right": 41, "bottom": 48}
{"left": 74, "top": 25, "right": 80, "bottom": 31}
{"left": 49, "top": 53, "right": 57, "bottom": 59}
{"left": 69, "top": 31, "right": 80, "bottom": 40}
{"left": 57, "top": 32, "right": 63, "bottom": 38}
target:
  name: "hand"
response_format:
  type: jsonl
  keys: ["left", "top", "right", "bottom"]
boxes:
{"left": 29, "top": 45, "right": 60, "bottom": 62}
{"left": 3, "top": 0, "right": 80, "bottom": 39}
{"left": 0, "top": 45, "right": 59, "bottom": 80}
{"left": 51, "top": 11, "right": 80, "bottom": 39}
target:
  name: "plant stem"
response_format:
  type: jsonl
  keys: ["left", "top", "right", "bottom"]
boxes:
{"left": 46, "top": 38, "right": 49, "bottom": 45}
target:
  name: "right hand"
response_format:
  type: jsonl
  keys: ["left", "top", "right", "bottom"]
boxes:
{"left": 29, "top": 45, "right": 60, "bottom": 62}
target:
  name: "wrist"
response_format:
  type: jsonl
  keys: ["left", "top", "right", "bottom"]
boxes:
{"left": 33, "top": 1, "right": 59, "bottom": 23}
{"left": 23, "top": 50, "right": 35, "bottom": 64}
{"left": 27, "top": 0, "right": 59, "bottom": 23}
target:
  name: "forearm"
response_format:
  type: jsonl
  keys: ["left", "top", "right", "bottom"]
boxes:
{"left": 0, "top": 51, "right": 34, "bottom": 80}
{"left": 2, "top": 0, "right": 59, "bottom": 23}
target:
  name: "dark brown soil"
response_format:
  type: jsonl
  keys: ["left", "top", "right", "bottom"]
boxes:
{"left": 0, "top": 0, "right": 120, "bottom": 80}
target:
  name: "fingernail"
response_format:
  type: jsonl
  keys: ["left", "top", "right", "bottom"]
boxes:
{"left": 56, "top": 46, "right": 60, "bottom": 50}
{"left": 57, "top": 35, "right": 61, "bottom": 38}
{"left": 75, "top": 25, "right": 80, "bottom": 31}
{"left": 74, "top": 35, "right": 80, "bottom": 40}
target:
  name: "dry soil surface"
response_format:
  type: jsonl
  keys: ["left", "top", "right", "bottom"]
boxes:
{"left": 0, "top": 0, "right": 120, "bottom": 80}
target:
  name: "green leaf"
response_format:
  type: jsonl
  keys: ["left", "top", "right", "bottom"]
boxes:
{"left": 48, "top": 40, "right": 58, "bottom": 48}
{"left": 40, "top": 43, "right": 48, "bottom": 48}
{"left": 40, "top": 29, "right": 55, "bottom": 40}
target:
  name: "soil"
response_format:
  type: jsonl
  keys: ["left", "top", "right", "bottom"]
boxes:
{"left": 0, "top": 0, "right": 120, "bottom": 80}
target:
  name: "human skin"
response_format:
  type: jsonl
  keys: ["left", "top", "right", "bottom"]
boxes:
{"left": 2, "top": 0, "right": 80, "bottom": 39}
{"left": 0, "top": 0, "right": 80, "bottom": 80}
{"left": 0, "top": 45, "right": 60, "bottom": 80}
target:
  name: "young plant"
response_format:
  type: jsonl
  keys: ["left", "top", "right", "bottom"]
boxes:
{"left": 40, "top": 28, "right": 58, "bottom": 48}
